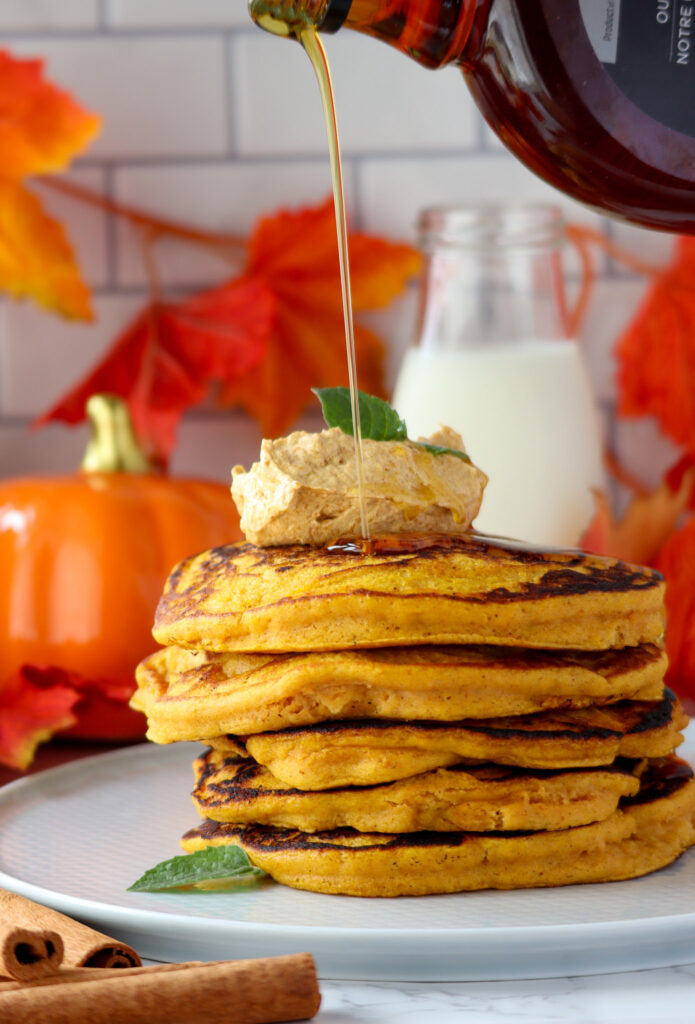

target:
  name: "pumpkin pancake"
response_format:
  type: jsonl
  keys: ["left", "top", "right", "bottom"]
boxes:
{"left": 152, "top": 535, "right": 665, "bottom": 653}
{"left": 192, "top": 748, "right": 640, "bottom": 833}
{"left": 181, "top": 758, "right": 695, "bottom": 897}
{"left": 133, "top": 642, "right": 666, "bottom": 743}
{"left": 212, "top": 689, "right": 687, "bottom": 788}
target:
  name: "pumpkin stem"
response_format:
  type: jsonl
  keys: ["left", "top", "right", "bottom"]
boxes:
{"left": 81, "top": 395, "right": 153, "bottom": 474}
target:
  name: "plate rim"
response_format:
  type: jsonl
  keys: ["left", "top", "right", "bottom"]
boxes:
{"left": 2, "top": 740, "right": 695, "bottom": 980}
{"left": 1, "top": 741, "right": 695, "bottom": 941}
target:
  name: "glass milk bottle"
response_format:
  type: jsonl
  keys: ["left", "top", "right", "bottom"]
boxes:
{"left": 392, "top": 205, "right": 604, "bottom": 547}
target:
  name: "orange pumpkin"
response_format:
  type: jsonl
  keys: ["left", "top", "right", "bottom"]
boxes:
{"left": 0, "top": 395, "right": 242, "bottom": 740}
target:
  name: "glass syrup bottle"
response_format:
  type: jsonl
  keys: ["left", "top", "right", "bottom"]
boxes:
{"left": 251, "top": 0, "right": 695, "bottom": 233}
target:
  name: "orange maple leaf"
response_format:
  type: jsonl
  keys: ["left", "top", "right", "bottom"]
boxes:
{"left": 0, "top": 51, "right": 100, "bottom": 319}
{"left": 579, "top": 468, "right": 695, "bottom": 565}
{"left": 0, "top": 180, "right": 92, "bottom": 318}
{"left": 221, "top": 198, "right": 422, "bottom": 436}
{"left": 0, "top": 666, "right": 80, "bottom": 771}
{"left": 616, "top": 237, "right": 695, "bottom": 455}
{"left": 36, "top": 277, "right": 273, "bottom": 463}
{"left": 580, "top": 465, "right": 695, "bottom": 702}
{"left": 0, "top": 52, "right": 99, "bottom": 178}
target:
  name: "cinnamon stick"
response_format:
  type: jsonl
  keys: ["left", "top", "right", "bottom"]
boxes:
{"left": 0, "top": 923, "right": 63, "bottom": 982}
{"left": 0, "top": 954, "right": 321, "bottom": 1024}
{"left": 0, "top": 962, "right": 206, "bottom": 990}
{"left": 0, "top": 890, "right": 140, "bottom": 969}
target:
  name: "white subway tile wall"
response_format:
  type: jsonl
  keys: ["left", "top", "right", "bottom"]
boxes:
{"left": 113, "top": 159, "right": 357, "bottom": 287}
{"left": 32, "top": 167, "right": 110, "bottom": 289}
{"left": 9, "top": 35, "right": 230, "bottom": 159}
{"left": 0, "top": 2, "right": 677, "bottom": 497}
{"left": 234, "top": 34, "right": 477, "bottom": 155}
{"left": 0, "top": 1, "right": 99, "bottom": 32}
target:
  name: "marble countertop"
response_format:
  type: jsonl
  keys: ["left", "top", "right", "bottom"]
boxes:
{"left": 314, "top": 965, "right": 695, "bottom": 1023}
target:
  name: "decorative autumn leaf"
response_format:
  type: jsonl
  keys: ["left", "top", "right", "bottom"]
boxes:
{"left": 220, "top": 198, "right": 421, "bottom": 436}
{"left": 36, "top": 198, "right": 419, "bottom": 452}
{"left": 346, "top": 232, "right": 423, "bottom": 310}
{"left": 0, "top": 50, "right": 100, "bottom": 318}
{"left": 654, "top": 519, "right": 695, "bottom": 700}
{"left": 243, "top": 199, "right": 420, "bottom": 311}
{"left": 0, "top": 663, "right": 146, "bottom": 768}
{"left": 36, "top": 277, "right": 274, "bottom": 463}
{"left": 0, "top": 179, "right": 92, "bottom": 318}
{"left": 0, "top": 666, "right": 80, "bottom": 771}
{"left": 580, "top": 466, "right": 695, "bottom": 565}
{"left": 580, "top": 462, "right": 695, "bottom": 702}
{"left": 42, "top": 667, "right": 145, "bottom": 742}
{"left": 616, "top": 237, "right": 695, "bottom": 455}
{"left": 0, "top": 51, "right": 100, "bottom": 179}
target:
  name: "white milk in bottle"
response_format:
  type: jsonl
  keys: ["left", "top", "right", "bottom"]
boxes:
{"left": 392, "top": 206, "right": 603, "bottom": 547}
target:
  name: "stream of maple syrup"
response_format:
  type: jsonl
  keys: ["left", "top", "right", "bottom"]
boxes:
{"left": 249, "top": 2, "right": 370, "bottom": 541}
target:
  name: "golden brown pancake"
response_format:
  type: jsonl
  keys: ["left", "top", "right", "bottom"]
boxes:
{"left": 181, "top": 758, "right": 695, "bottom": 896}
{"left": 133, "top": 642, "right": 666, "bottom": 743}
{"left": 192, "top": 748, "right": 640, "bottom": 833}
{"left": 213, "top": 689, "right": 688, "bottom": 788}
{"left": 152, "top": 535, "right": 665, "bottom": 653}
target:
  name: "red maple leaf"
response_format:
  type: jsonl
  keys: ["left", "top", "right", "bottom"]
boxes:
{"left": 0, "top": 666, "right": 80, "bottom": 771}
{"left": 653, "top": 519, "right": 695, "bottom": 698}
{"left": 36, "top": 198, "right": 420, "bottom": 455}
{"left": 36, "top": 276, "right": 274, "bottom": 463}
{"left": 220, "top": 198, "right": 421, "bottom": 436}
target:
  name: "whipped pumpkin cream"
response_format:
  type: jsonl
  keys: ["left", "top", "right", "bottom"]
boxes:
{"left": 231, "top": 425, "right": 487, "bottom": 547}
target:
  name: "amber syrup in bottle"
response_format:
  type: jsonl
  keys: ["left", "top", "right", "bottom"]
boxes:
{"left": 268, "top": 0, "right": 695, "bottom": 233}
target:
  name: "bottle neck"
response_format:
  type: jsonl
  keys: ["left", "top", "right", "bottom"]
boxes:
{"left": 318, "top": 0, "right": 478, "bottom": 68}
{"left": 319, "top": 0, "right": 352, "bottom": 31}
{"left": 413, "top": 206, "right": 571, "bottom": 353}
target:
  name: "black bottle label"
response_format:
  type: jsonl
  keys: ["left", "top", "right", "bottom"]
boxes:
{"left": 580, "top": 0, "right": 695, "bottom": 138}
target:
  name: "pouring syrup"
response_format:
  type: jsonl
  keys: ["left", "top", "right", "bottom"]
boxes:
{"left": 250, "top": 1, "right": 370, "bottom": 541}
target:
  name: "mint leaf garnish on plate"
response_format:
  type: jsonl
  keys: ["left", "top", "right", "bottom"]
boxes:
{"left": 313, "top": 386, "right": 470, "bottom": 462}
{"left": 128, "top": 846, "right": 266, "bottom": 893}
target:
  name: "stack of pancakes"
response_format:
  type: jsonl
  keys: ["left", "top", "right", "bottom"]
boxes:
{"left": 132, "top": 533, "right": 695, "bottom": 897}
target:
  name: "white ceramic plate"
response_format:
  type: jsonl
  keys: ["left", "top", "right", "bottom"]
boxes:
{"left": 1, "top": 736, "right": 695, "bottom": 981}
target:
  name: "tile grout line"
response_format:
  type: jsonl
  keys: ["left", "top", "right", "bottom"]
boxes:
{"left": 98, "top": 0, "right": 110, "bottom": 31}
{"left": 103, "top": 164, "right": 119, "bottom": 290}
{"left": 0, "top": 25, "right": 253, "bottom": 40}
{"left": 224, "top": 30, "right": 238, "bottom": 158}
{"left": 73, "top": 146, "right": 507, "bottom": 172}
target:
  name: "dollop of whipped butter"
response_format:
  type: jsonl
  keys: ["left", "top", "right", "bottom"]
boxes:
{"left": 231, "top": 426, "right": 488, "bottom": 547}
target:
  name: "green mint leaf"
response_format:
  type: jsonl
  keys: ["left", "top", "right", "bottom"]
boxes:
{"left": 313, "top": 387, "right": 470, "bottom": 461}
{"left": 416, "top": 442, "right": 471, "bottom": 463}
{"left": 313, "top": 387, "right": 407, "bottom": 441}
{"left": 127, "top": 846, "right": 266, "bottom": 893}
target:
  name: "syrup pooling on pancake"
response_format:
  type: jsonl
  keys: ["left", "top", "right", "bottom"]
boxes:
{"left": 152, "top": 534, "right": 665, "bottom": 653}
